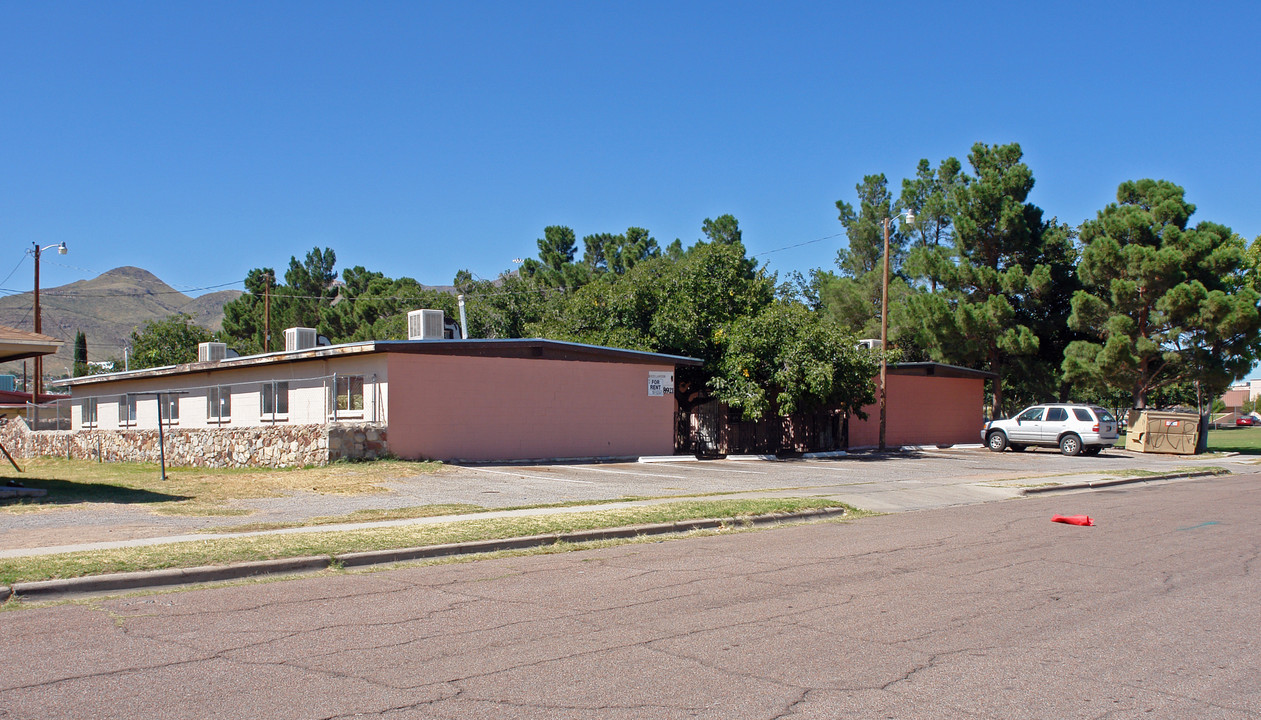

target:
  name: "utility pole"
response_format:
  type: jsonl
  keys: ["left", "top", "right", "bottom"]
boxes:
{"left": 33, "top": 243, "right": 42, "bottom": 401}
{"left": 31, "top": 241, "right": 67, "bottom": 401}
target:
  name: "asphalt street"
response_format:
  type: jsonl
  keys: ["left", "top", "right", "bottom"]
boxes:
{"left": 4, "top": 473, "right": 1258, "bottom": 719}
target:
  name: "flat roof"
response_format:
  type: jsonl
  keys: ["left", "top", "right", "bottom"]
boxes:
{"left": 888, "top": 362, "right": 998, "bottom": 380}
{"left": 50, "top": 338, "right": 703, "bottom": 388}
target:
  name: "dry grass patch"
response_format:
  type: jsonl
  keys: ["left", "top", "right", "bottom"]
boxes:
{"left": 0, "top": 457, "right": 444, "bottom": 515}
{"left": 0, "top": 498, "right": 848, "bottom": 585}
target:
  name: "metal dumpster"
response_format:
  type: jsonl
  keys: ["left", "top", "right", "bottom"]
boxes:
{"left": 1125, "top": 410, "right": 1199, "bottom": 454}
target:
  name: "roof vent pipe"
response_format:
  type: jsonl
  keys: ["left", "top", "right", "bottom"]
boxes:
{"left": 457, "top": 295, "right": 469, "bottom": 339}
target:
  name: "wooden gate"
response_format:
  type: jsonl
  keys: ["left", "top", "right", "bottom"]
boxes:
{"left": 677, "top": 400, "right": 842, "bottom": 455}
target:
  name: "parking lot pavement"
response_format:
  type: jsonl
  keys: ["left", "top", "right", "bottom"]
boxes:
{"left": 425, "top": 445, "right": 1247, "bottom": 513}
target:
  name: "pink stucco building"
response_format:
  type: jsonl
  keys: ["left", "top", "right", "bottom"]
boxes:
{"left": 846, "top": 363, "right": 994, "bottom": 448}
{"left": 43, "top": 339, "right": 700, "bottom": 465}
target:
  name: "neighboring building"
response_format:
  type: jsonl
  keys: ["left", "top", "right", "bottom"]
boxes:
{"left": 681, "top": 362, "right": 995, "bottom": 454}
{"left": 11, "top": 337, "right": 699, "bottom": 467}
{"left": 1221, "top": 384, "right": 1250, "bottom": 415}
{"left": 0, "top": 325, "right": 65, "bottom": 422}
{"left": 846, "top": 363, "right": 996, "bottom": 449}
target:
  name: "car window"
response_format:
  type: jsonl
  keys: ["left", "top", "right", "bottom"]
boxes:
{"left": 1073, "top": 408, "right": 1092, "bottom": 421}
{"left": 1094, "top": 407, "right": 1115, "bottom": 422}
{"left": 1046, "top": 407, "right": 1068, "bottom": 422}
{"left": 1017, "top": 407, "right": 1044, "bottom": 422}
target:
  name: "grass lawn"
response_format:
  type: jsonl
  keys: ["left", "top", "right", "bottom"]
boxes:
{"left": 0, "top": 457, "right": 444, "bottom": 516}
{"left": 1204, "top": 426, "right": 1261, "bottom": 454}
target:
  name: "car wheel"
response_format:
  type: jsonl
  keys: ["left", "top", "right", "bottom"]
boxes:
{"left": 1009, "top": 444, "right": 1026, "bottom": 452}
{"left": 1059, "top": 434, "right": 1082, "bottom": 456}
{"left": 987, "top": 431, "right": 1008, "bottom": 452}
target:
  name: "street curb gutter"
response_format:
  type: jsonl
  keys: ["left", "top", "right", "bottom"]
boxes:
{"left": 0, "top": 507, "right": 848, "bottom": 602}
{"left": 1021, "top": 469, "right": 1227, "bottom": 495}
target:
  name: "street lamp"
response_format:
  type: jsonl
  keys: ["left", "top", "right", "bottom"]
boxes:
{"left": 879, "top": 210, "right": 913, "bottom": 451}
{"left": 31, "top": 241, "right": 68, "bottom": 401}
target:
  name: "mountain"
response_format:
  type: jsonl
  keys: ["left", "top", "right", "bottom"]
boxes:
{"left": 0, "top": 266, "right": 243, "bottom": 378}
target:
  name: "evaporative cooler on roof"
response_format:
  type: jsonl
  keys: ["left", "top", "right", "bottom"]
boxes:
{"left": 407, "top": 310, "right": 445, "bottom": 340}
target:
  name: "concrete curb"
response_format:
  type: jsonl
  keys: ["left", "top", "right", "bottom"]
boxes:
{"left": 0, "top": 507, "right": 848, "bottom": 602}
{"left": 1021, "top": 469, "right": 1227, "bottom": 495}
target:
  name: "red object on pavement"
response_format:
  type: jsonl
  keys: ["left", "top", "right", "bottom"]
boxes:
{"left": 1052, "top": 514, "right": 1094, "bottom": 526}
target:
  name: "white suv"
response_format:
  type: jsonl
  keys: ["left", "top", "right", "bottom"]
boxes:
{"left": 982, "top": 404, "right": 1119, "bottom": 456}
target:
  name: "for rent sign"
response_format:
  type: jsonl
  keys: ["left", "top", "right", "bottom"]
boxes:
{"left": 648, "top": 371, "right": 674, "bottom": 396}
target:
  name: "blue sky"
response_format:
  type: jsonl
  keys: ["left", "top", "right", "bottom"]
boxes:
{"left": 3, "top": 3, "right": 1259, "bottom": 314}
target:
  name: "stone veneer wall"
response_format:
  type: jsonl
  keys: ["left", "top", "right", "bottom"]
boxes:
{"left": 0, "top": 418, "right": 389, "bottom": 468}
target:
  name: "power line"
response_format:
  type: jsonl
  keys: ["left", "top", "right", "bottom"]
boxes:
{"left": 0, "top": 280, "right": 245, "bottom": 298}
{"left": 753, "top": 232, "right": 846, "bottom": 256}
{"left": 0, "top": 254, "right": 27, "bottom": 287}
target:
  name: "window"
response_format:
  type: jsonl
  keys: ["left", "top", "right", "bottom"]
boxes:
{"left": 161, "top": 394, "right": 180, "bottom": 426}
{"left": 332, "top": 375, "right": 364, "bottom": 416}
{"left": 1046, "top": 407, "right": 1068, "bottom": 422}
{"left": 260, "top": 381, "right": 289, "bottom": 421}
{"left": 1073, "top": 408, "right": 1093, "bottom": 422}
{"left": 81, "top": 398, "right": 98, "bottom": 427}
{"left": 119, "top": 394, "right": 137, "bottom": 426}
{"left": 1017, "top": 407, "right": 1044, "bottom": 422}
{"left": 207, "top": 386, "right": 231, "bottom": 423}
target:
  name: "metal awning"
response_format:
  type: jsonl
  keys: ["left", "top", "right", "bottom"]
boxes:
{"left": 0, "top": 324, "right": 62, "bottom": 363}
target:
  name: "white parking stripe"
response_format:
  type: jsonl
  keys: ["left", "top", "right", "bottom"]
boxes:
{"left": 550, "top": 465, "right": 687, "bottom": 480}
{"left": 466, "top": 466, "right": 596, "bottom": 484}
{"left": 651, "top": 463, "right": 766, "bottom": 475}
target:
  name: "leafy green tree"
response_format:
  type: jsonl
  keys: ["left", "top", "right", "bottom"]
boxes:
{"left": 221, "top": 267, "right": 276, "bottom": 353}
{"left": 129, "top": 314, "right": 214, "bottom": 369}
{"left": 901, "top": 142, "right": 1063, "bottom": 416}
{"left": 900, "top": 157, "right": 964, "bottom": 292}
{"left": 1062, "top": 179, "right": 1261, "bottom": 408}
{"left": 835, "top": 174, "right": 903, "bottom": 278}
{"left": 72, "top": 330, "right": 88, "bottom": 377}
{"left": 709, "top": 302, "right": 878, "bottom": 420}
{"left": 818, "top": 175, "right": 909, "bottom": 337}
{"left": 529, "top": 227, "right": 776, "bottom": 411}
{"left": 454, "top": 269, "right": 557, "bottom": 340}
{"left": 322, "top": 268, "right": 459, "bottom": 342}
{"left": 701, "top": 214, "right": 743, "bottom": 245}
{"left": 222, "top": 247, "right": 339, "bottom": 350}
{"left": 520, "top": 226, "right": 590, "bottom": 290}
{"left": 581, "top": 227, "right": 660, "bottom": 275}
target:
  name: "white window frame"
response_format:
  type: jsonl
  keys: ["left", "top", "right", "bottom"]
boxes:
{"left": 330, "top": 375, "right": 364, "bottom": 420}
{"left": 82, "top": 397, "right": 98, "bottom": 428}
{"left": 161, "top": 393, "right": 180, "bottom": 427}
{"left": 118, "top": 393, "right": 137, "bottom": 427}
{"left": 207, "top": 385, "right": 232, "bottom": 425}
{"left": 260, "top": 381, "right": 289, "bottom": 423}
